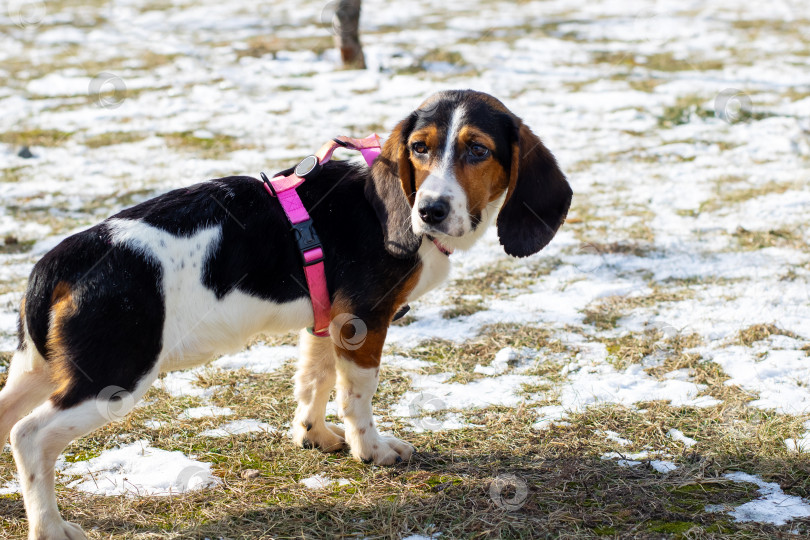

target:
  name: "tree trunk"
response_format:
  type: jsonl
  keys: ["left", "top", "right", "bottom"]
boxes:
{"left": 333, "top": 0, "right": 365, "bottom": 69}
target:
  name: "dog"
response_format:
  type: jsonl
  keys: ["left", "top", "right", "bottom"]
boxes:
{"left": 0, "top": 89, "right": 572, "bottom": 539}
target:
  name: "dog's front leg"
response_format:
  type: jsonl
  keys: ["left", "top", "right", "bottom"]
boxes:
{"left": 292, "top": 329, "right": 346, "bottom": 452}
{"left": 334, "top": 330, "right": 413, "bottom": 465}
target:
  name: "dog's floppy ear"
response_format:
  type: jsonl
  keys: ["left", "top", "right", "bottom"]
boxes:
{"left": 366, "top": 113, "right": 421, "bottom": 258}
{"left": 497, "top": 118, "right": 572, "bottom": 258}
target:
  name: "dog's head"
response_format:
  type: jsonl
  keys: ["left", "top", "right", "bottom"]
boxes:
{"left": 366, "top": 89, "right": 572, "bottom": 258}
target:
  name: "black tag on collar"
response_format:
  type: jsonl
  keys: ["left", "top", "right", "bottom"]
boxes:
{"left": 393, "top": 304, "right": 410, "bottom": 321}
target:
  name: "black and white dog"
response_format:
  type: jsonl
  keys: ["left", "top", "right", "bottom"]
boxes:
{"left": 0, "top": 90, "right": 572, "bottom": 539}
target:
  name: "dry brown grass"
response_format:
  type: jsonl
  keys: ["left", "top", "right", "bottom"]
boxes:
{"left": 732, "top": 226, "right": 806, "bottom": 251}
{"left": 737, "top": 323, "right": 801, "bottom": 347}
{"left": 395, "top": 323, "right": 571, "bottom": 384}
{"left": 583, "top": 288, "right": 695, "bottom": 331}
{"left": 4, "top": 398, "right": 809, "bottom": 539}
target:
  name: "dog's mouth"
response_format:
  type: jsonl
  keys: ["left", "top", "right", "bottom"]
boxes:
{"left": 413, "top": 217, "right": 468, "bottom": 238}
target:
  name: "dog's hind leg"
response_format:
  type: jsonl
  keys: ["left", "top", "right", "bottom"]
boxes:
{"left": 11, "top": 369, "right": 158, "bottom": 540}
{"left": 0, "top": 349, "right": 53, "bottom": 451}
{"left": 291, "top": 329, "right": 346, "bottom": 452}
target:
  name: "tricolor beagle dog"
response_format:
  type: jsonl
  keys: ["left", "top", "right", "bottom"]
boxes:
{"left": 0, "top": 89, "right": 571, "bottom": 540}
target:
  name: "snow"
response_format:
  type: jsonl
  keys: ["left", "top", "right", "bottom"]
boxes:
{"left": 179, "top": 406, "right": 234, "bottom": 420}
{"left": 211, "top": 345, "right": 298, "bottom": 373}
{"left": 201, "top": 419, "right": 276, "bottom": 437}
{"left": 0, "top": 479, "right": 20, "bottom": 495}
{"left": 651, "top": 460, "right": 678, "bottom": 474}
{"left": 0, "top": 0, "right": 809, "bottom": 529}
{"left": 602, "top": 451, "right": 651, "bottom": 468}
{"left": 59, "top": 441, "right": 220, "bottom": 497}
{"left": 156, "top": 369, "right": 218, "bottom": 398}
{"left": 559, "top": 362, "right": 717, "bottom": 411}
{"left": 532, "top": 405, "right": 570, "bottom": 431}
{"left": 391, "top": 373, "right": 535, "bottom": 417}
{"left": 667, "top": 429, "right": 698, "bottom": 448}
{"left": 707, "top": 472, "right": 810, "bottom": 526}
{"left": 599, "top": 430, "right": 632, "bottom": 446}
{"left": 474, "top": 347, "right": 534, "bottom": 375}
{"left": 784, "top": 420, "right": 810, "bottom": 453}
{"left": 299, "top": 473, "right": 351, "bottom": 490}
{"left": 708, "top": 346, "right": 810, "bottom": 414}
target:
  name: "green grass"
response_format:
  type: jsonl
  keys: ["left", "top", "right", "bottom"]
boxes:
{"left": 0, "top": 128, "right": 73, "bottom": 147}
{"left": 699, "top": 179, "right": 801, "bottom": 214}
{"left": 82, "top": 131, "right": 147, "bottom": 148}
{"left": 161, "top": 131, "right": 246, "bottom": 159}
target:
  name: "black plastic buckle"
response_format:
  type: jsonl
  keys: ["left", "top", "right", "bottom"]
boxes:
{"left": 291, "top": 219, "right": 323, "bottom": 266}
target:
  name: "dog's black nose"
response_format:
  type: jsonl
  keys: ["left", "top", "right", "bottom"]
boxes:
{"left": 418, "top": 198, "right": 450, "bottom": 225}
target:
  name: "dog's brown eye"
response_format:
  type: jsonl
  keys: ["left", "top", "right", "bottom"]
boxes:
{"left": 412, "top": 142, "right": 428, "bottom": 155}
{"left": 469, "top": 144, "right": 490, "bottom": 159}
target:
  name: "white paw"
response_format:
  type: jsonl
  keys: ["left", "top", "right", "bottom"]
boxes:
{"left": 352, "top": 435, "right": 414, "bottom": 465}
{"left": 292, "top": 420, "right": 346, "bottom": 452}
{"left": 30, "top": 520, "right": 88, "bottom": 540}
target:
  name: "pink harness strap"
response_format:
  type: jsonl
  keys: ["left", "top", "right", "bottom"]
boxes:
{"left": 262, "top": 134, "right": 381, "bottom": 336}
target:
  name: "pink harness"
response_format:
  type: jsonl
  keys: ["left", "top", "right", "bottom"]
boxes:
{"left": 261, "top": 135, "right": 382, "bottom": 337}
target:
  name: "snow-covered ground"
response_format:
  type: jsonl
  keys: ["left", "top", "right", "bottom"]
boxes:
{"left": 1, "top": 0, "right": 809, "bottom": 533}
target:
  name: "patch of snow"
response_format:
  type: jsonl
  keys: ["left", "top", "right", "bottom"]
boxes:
{"left": 392, "top": 373, "right": 534, "bottom": 418}
{"left": 156, "top": 369, "right": 218, "bottom": 399}
{"left": 384, "top": 354, "right": 433, "bottom": 371}
{"left": 473, "top": 346, "right": 535, "bottom": 375}
{"left": 785, "top": 420, "right": 810, "bottom": 453}
{"left": 59, "top": 440, "right": 219, "bottom": 497}
{"left": 531, "top": 405, "right": 569, "bottom": 430}
{"left": 599, "top": 430, "right": 632, "bottom": 446}
{"left": 211, "top": 345, "right": 297, "bottom": 373}
{"left": 651, "top": 460, "right": 679, "bottom": 474}
{"left": 560, "top": 362, "right": 712, "bottom": 411}
{"left": 667, "top": 428, "right": 697, "bottom": 447}
{"left": 602, "top": 451, "right": 650, "bottom": 461}
{"left": 708, "top": 346, "right": 810, "bottom": 414}
{"left": 201, "top": 419, "right": 275, "bottom": 437}
{"left": 0, "top": 479, "right": 20, "bottom": 495}
{"left": 299, "top": 473, "right": 351, "bottom": 490}
{"left": 406, "top": 412, "right": 467, "bottom": 433}
{"left": 179, "top": 406, "right": 234, "bottom": 420}
{"left": 706, "top": 472, "right": 810, "bottom": 526}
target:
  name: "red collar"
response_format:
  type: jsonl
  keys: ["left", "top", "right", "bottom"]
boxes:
{"left": 429, "top": 236, "right": 454, "bottom": 256}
